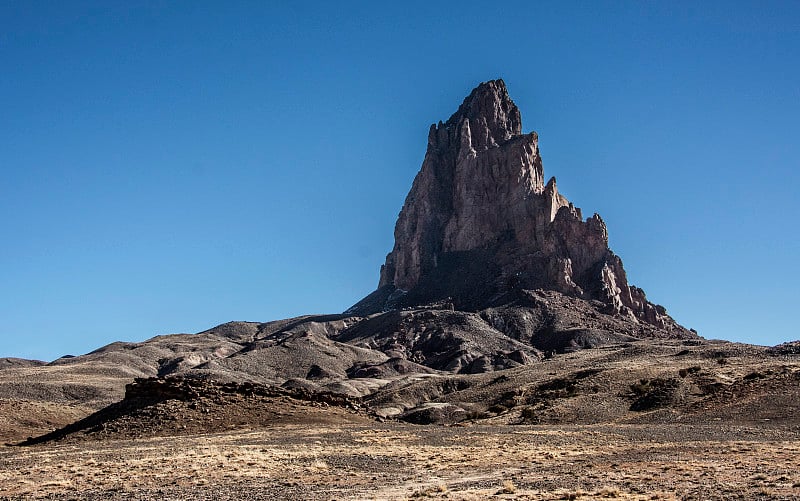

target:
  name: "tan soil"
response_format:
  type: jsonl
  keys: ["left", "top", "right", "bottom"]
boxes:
{"left": 2, "top": 338, "right": 798, "bottom": 500}
{"left": 1, "top": 422, "right": 798, "bottom": 500}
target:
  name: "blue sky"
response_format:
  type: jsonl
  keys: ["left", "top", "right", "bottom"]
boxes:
{"left": 2, "top": 1, "right": 798, "bottom": 360}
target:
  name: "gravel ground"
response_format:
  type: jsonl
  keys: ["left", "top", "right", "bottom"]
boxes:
{"left": 1, "top": 422, "right": 799, "bottom": 500}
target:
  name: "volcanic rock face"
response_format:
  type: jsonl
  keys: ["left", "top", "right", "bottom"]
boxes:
{"left": 351, "top": 79, "right": 678, "bottom": 330}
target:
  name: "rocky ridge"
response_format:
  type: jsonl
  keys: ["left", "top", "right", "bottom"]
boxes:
{"left": 13, "top": 337, "right": 800, "bottom": 443}
{"left": 20, "top": 376, "right": 369, "bottom": 445}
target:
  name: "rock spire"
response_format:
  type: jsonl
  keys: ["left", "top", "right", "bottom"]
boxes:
{"left": 350, "top": 79, "right": 679, "bottom": 330}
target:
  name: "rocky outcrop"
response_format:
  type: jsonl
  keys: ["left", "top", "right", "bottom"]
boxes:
{"left": 21, "top": 376, "right": 367, "bottom": 444}
{"left": 350, "top": 79, "right": 682, "bottom": 332}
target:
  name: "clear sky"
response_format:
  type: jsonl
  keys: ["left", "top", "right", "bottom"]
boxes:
{"left": 2, "top": 1, "right": 799, "bottom": 361}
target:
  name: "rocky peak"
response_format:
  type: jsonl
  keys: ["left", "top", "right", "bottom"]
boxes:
{"left": 350, "top": 79, "right": 685, "bottom": 334}
{"left": 440, "top": 78, "right": 522, "bottom": 153}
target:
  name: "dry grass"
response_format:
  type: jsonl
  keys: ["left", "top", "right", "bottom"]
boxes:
{"left": 499, "top": 479, "right": 516, "bottom": 494}
{"left": 1, "top": 422, "right": 799, "bottom": 500}
{"left": 1, "top": 340, "right": 798, "bottom": 500}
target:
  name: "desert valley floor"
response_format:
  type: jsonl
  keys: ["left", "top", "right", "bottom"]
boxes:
{"left": 2, "top": 336, "right": 799, "bottom": 500}
{"left": 1, "top": 421, "right": 799, "bottom": 500}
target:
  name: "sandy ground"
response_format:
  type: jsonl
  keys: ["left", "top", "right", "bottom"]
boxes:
{"left": 1, "top": 422, "right": 799, "bottom": 500}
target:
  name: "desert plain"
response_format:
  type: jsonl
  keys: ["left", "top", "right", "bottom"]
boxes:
{"left": 1, "top": 337, "right": 799, "bottom": 500}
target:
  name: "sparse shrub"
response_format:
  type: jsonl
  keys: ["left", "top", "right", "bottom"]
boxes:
{"left": 308, "top": 459, "right": 329, "bottom": 470}
{"left": 678, "top": 366, "right": 701, "bottom": 378}
{"left": 487, "top": 404, "right": 508, "bottom": 414}
{"left": 499, "top": 397, "right": 518, "bottom": 408}
{"left": 411, "top": 484, "right": 448, "bottom": 497}
{"left": 486, "top": 388, "right": 524, "bottom": 410}
{"left": 631, "top": 379, "right": 651, "bottom": 394}
{"left": 629, "top": 378, "right": 682, "bottom": 411}
{"left": 499, "top": 479, "right": 516, "bottom": 494}
{"left": 597, "top": 485, "right": 621, "bottom": 497}
{"left": 463, "top": 410, "right": 490, "bottom": 420}
{"left": 537, "top": 377, "right": 578, "bottom": 396}
{"left": 521, "top": 406, "right": 537, "bottom": 421}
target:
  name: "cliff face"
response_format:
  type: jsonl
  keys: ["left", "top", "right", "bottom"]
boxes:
{"left": 351, "top": 79, "right": 680, "bottom": 330}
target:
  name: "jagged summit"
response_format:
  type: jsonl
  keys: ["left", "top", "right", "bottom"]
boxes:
{"left": 443, "top": 78, "right": 523, "bottom": 151}
{"left": 350, "top": 79, "right": 684, "bottom": 333}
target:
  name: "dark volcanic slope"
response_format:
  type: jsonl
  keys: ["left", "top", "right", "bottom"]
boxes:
{"left": 21, "top": 337, "right": 800, "bottom": 444}
{"left": 21, "top": 377, "right": 370, "bottom": 444}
